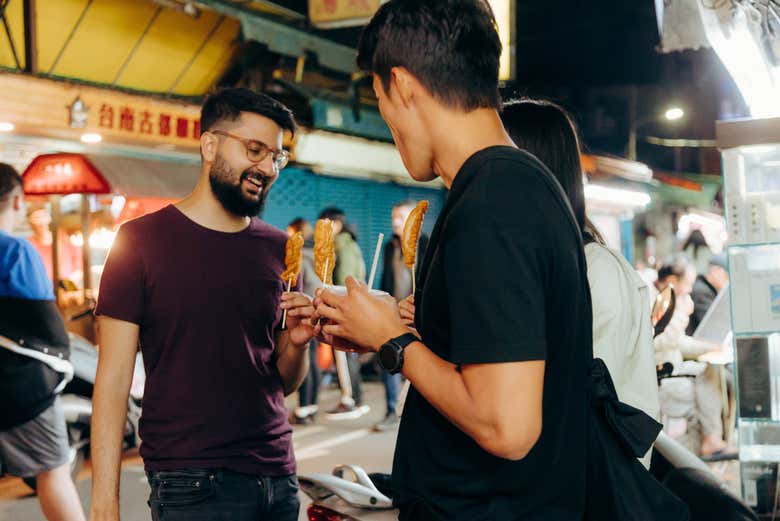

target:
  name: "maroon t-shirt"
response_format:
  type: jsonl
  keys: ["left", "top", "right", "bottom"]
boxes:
{"left": 96, "top": 205, "right": 297, "bottom": 476}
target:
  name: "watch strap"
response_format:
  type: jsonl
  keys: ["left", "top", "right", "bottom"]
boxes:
{"left": 391, "top": 332, "right": 419, "bottom": 350}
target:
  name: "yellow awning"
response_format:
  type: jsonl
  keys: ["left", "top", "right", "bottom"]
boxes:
{"left": 0, "top": 0, "right": 241, "bottom": 97}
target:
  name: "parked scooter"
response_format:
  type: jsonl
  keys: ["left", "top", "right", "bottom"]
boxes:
{"left": 300, "top": 465, "right": 396, "bottom": 521}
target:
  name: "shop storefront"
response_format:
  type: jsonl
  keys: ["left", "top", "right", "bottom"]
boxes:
{"left": 580, "top": 154, "right": 654, "bottom": 264}
{"left": 0, "top": 73, "right": 446, "bottom": 316}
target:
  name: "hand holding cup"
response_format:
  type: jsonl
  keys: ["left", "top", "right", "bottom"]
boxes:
{"left": 313, "top": 277, "right": 409, "bottom": 353}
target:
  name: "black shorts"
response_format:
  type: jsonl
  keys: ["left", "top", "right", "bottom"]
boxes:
{"left": 0, "top": 397, "right": 69, "bottom": 478}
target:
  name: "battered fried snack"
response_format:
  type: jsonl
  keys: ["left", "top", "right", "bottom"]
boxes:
{"left": 402, "top": 200, "right": 429, "bottom": 269}
{"left": 280, "top": 232, "right": 304, "bottom": 284}
{"left": 314, "top": 219, "right": 336, "bottom": 284}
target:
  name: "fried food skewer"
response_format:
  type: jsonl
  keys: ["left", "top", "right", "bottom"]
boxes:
{"left": 314, "top": 219, "right": 336, "bottom": 285}
{"left": 402, "top": 201, "right": 429, "bottom": 294}
{"left": 281, "top": 231, "right": 304, "bottom": 330}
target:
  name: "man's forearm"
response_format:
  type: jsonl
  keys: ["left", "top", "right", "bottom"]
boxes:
{"left": 91, "top": 317, "right": 140, "bottom": 519}
{"left": 276, "top": 333, "right": 309, "bottom": 395}
{"left": 90, "top": 366, "right": 131, "bottom": 516}
{"left": 402, "top": 342, "right": 541, "bottom": 460}
{"left": 402, "top": 343, "right": 492, "bottom": 440}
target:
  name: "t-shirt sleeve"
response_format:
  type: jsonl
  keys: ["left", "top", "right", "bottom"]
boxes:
{"left": 444, "top": 187, "right": 549, "bottom": 365}
{"left": 4, "top": 240, "right": 54, "bottom": 300}
{"left": 95, "top": 224, "right": 145, "bottom": 325}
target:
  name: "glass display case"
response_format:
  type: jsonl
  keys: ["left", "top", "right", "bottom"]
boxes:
{"left": 718, "top": 116, "right": 780, "bottom": 517}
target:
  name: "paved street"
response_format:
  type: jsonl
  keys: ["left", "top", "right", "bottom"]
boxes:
{"left": 0, "top": 382, "right": 397, "bottom": 521}
{"left": 0, "top": 379, "right": 745, "bottom": 521}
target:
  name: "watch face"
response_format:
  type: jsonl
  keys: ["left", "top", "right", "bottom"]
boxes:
{"left": 380, "top": 343, "right": 399, "bottom": 371}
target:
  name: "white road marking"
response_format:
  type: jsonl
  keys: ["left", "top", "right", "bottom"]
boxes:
{"left": 295, "top": 429, "right": 370, "bottom": 461}
{"left": 292, "top": 425, "right": 326, "bottom": 441}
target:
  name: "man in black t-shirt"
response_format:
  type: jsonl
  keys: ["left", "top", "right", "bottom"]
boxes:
{"left": 313, "top": 2, "right": 592, "bottom": 520}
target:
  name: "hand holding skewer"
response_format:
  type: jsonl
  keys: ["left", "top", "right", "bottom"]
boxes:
{"left": 280, "top": 232, "right": 304, "bottom": 330}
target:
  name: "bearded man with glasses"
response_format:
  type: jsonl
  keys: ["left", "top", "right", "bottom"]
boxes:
{"left": 89, "top": 88, "right": 316, "bottom": 521}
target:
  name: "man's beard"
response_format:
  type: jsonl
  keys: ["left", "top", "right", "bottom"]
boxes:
{"left": 208, "top": 154, "right": 270, "bottom": 217}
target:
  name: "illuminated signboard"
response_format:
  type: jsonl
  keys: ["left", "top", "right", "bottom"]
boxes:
{"left": 309, "top": 0, "right": 384, "bottom": 29}
{"left": 488, "top": 0, "right": 516, "bottom": 82}
{"left": 309, "top": 0, "right": 516, "bottom": 81}
{"left": 0, "top": 74, "right": 202, "bottom": 150}
{"left": 22, "top": 154, "right": 111, "bottom": 196}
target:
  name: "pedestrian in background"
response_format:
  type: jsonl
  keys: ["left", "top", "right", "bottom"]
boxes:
{"left": 287, "top": 217, "right": 322, "bottom": 424}
{"left": 0, "top": 163, "right": 86, "bottom": 521}
{"left": 374, "top": 200, "right": 428, "bottom": 432}
{"left": 318, "top": 207, "right": 370, "bottom": 420}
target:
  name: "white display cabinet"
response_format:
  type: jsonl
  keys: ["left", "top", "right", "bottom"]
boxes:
{"left": 718, "top": 117, "right": 780, "bottom": 517}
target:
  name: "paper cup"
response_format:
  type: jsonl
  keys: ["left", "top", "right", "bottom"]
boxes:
{"left": 323, "top": 285, "right": 389, "bottom": 298}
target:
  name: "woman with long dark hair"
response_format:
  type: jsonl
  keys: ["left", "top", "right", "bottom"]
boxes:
{"left": 502, "top": 99, "right": 660, "bottom": 466}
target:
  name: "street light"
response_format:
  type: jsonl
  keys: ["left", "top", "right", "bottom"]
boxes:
{"left": 81, "top": 133, "right": 102, "bottom": 144}
{"left": 664, "top": 107, "right": 685, "bottom": 121}
{"left": 628, "top": 106, "right": 686, "bottom": 161}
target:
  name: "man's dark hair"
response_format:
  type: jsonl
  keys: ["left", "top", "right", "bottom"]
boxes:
{"left": 201, "top": 88, "right": 297, "bottom": 136}
{"left": 288, "top": 217, "right": 308, "bottom": 232}
{"left": 0, "top": 162, "right": 22, "bottom": 213}
{"left": 681, "top": 229, "right": 710, "bottom": 259}
{"left": 357, "top": 0, "right": 502, "bottom": 111}
{"left": 658, "top": 254, "right": 691, "bottom": 282}
{"left": 318, "top": 207, "right": 346, "bottom": 224}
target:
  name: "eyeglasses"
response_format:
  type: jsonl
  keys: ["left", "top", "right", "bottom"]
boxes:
{"left": 211, "top": 130, "right": 290, "bottom": 170}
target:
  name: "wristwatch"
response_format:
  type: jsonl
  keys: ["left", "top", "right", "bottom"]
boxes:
{"left": 378, "top": 333, "right": 418, "bottom": 375}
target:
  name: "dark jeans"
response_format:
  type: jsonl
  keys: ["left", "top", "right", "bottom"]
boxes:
{"left": 299, "top": 340, "right": 321, "bottom": 408}
{"left": 381, "top": 369, "right": 401, "bottom": 414}
{"left": 147, "top": 468, "right": 299, "bottom": 521}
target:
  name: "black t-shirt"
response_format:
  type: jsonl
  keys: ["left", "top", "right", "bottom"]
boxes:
{"left": 393, "top": 147, "right": 591, "bottom": 520}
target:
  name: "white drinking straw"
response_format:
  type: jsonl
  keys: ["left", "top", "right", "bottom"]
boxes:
{"left": 367, "top": 233, "right": 384, "bottom": 289}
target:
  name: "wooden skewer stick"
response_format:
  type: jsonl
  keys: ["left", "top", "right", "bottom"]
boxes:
{"left": 412, "top": 258, "right": 417, "bottom": 296}
{"left": 315, "top": 258, "right": 330, "bottom": 328}
{"left": 281, "top": 277, "right": 293, "bottom": 330}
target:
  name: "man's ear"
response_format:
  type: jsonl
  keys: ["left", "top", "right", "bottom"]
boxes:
{"left": 200, "top": 132, "right": 219, "bottom": 164}
{"left": 390, "top": 67, "right": 417, "bottom": 108}
{"left": 13, "top": 192, "right": 22, "bottom": 212}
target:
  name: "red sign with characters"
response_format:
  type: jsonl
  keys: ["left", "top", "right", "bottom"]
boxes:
{"left": 98, "top": 103, "right": 200, "bottom": 141}
{"left": 308, "top": 0, "right": 382, "bottom": 25}
{"left": 22, "top": 154, "right": 112, "bottom": 196}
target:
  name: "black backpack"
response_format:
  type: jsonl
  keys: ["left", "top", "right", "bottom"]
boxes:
{"left": 0, "top": 297, "right": 71, "bottom": 429}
